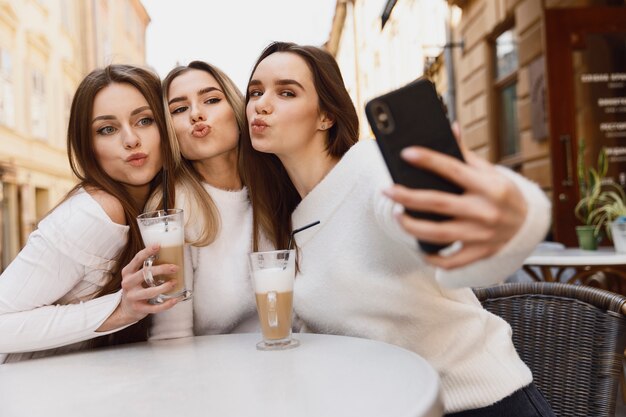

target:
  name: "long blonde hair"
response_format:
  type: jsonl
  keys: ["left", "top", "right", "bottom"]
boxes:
{"left": 151, "top": 61, "right": 246, "bottom": 246}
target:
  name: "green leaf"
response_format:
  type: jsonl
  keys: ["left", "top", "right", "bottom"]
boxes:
{"left": 598, "top": 147, "right": 608, "bottom": 177}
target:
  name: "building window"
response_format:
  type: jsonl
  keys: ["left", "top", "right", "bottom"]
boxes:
{"left": 60, "top": 1, "right": 73, "bottom": 34}
{"left": 125, "top": 2, "right": 133, "bottom": 36}
{"left": 35, "top": 187, "right": 49, "bottom": 223}
{"left": 31, "top": 70, "right": 47, "bottom": 139}
{"left": 64, "top": 91, "right": 72, "bottom": 137}
{"left": 0, "top": 49, "right": 14, "bottom": 128}
{"left": 135, "top": 16, "right": 143, "bottom": 47}
{"left": 494, "top": 29, "right": 519, "bottom": 159}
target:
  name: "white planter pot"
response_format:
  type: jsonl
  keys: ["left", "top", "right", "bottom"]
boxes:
{"left": 610, "top": 219, "right": 626, "bottom": 253}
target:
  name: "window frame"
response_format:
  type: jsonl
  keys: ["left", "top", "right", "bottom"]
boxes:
{"left": 30, "top": 68, "right": 48, "bottom": 140}
{"left": 0, "top": 47, "right": 15, "bottom": 128}
{"left": 492, "top": 26, "right": 521, "bottom": 167}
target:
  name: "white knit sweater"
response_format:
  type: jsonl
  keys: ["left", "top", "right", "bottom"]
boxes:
{"left": 149, "top": 183, "right": 259, "bottom": 340}
{"left": 0, "top": 189, "right": 130, "bottom": 363}
{"left": 290, "top": 139, "right": 551, "bottom": 413}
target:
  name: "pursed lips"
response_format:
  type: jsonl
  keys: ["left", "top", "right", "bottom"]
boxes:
{"left": 126, "top": 153, "right": 148, "bottom": 167}
{"left": 250, "top": 118, "right": 269, "bottom": 134}
{"left": 192, "top": 123, "right": 210, "bottom": 138}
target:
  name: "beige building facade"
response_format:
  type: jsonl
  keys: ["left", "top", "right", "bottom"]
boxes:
{"left": 0, "top": 0, "right": 149, "bottom": 270}
{"left": 448, "top": 0, "right": 626, "bottom": 245}
{"left": 328, "top": 0, "right": 626, "bottom": 246}
{"left": 327, "top": 0, "right": 454, "bottom": 139}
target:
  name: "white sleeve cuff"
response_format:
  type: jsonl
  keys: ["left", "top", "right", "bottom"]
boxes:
{"left": 436, "top": 166, "right": 552, "bottom": 288}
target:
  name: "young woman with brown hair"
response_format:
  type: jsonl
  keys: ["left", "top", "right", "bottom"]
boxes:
{"left": 0, "top": 64, "right": 179, "bottom": 362}
{"left": 240, "top": 42, "right": 554, "bottom": 416}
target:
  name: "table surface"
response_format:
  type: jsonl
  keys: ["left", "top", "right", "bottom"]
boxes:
{"left": 524, "top": 246, "right": 626, "bottom": 266}
{"left": 0, "top": 333, "right": 442, "bottom": 417}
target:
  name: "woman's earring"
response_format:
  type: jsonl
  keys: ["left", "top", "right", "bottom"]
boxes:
{"left": 321, "top": 124, "right": 326, "bottom": 130}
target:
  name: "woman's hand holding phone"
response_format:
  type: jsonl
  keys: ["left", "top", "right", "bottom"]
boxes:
{"left": 383, "top": 124, "right": 528, "bottom": 269}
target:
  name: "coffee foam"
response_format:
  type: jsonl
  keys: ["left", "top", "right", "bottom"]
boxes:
{"left": 252, "top": 267, "right": 294, "bottom": 293}
{"left": 140, "top": 222, "right": 184, "bottom": 247}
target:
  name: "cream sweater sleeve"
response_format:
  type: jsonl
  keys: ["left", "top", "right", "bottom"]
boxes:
{"left": 0, "top": 191, "right": 132, "bottom": 354}
{"left": 436, "top": 166, "right": 552, "bottom": 288}
{"left": 366, "top": 138, "right": 552, "bottom": 288}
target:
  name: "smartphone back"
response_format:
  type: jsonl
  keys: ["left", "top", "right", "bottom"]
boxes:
{"left": 365, "top": 78, "right": 464, "bottom": 253}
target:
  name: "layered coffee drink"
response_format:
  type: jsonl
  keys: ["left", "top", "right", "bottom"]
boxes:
{"left": 137, "top": 209, "right": 191, "bottom": 303}
{"left": 140, "top": 221, "right": 184, "bottom": 296}
{"left": 255, "top": 290, "right": 294, "bottom": 341}
{"left": 249, "top": 250, "right": 299, "bottom": 350}
{"left": 148, "top": 244, "right": 185, "bottom": 295}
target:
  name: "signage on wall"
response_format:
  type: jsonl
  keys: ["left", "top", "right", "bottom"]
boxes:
{"left": 578, "top": 72, "right": 626, "bottom": 162}
{"left": 573, "top": 33, "right": 626, "bottom": 184}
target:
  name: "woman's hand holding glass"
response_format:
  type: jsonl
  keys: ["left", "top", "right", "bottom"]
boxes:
{"left": 383, "top": 124, "right": 528, "bottom": 270}
{"left": 119, "top": 245, "right": 180, "bottom": 320}
{"left": 97, "top": 245, "right": 179, "bottom": 332}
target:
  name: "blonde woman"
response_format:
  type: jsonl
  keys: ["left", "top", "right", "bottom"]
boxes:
{"left": 149, "top": 61, "right": 262, "bottom": 339}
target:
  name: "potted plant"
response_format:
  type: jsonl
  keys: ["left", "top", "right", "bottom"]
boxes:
{"left": 588, "top": 185, "right": 626, "bottom": 252}
{"left": 575, "top": 139, "right": 626, "bottom": 251}
{"left": 574, "top": 139, "right": 608, "bottom": 250}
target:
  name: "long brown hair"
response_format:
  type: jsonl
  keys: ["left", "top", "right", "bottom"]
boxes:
{"left": 150, "top": 61, "right": 245, "bottom": 246}
{"left": 240, "top": 42, "right": 359, "bottom": 251}
{"left": 66, "top": 64, "right": 176, "bottom": 344}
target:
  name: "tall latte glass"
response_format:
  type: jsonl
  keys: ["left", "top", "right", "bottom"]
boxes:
{"left": 137, "top": 209, "right": 191, "bottom": 304}
{"left": 249, "top": 250, "right": 299, "bottom": 350}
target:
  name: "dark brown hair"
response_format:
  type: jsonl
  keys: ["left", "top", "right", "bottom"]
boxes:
{"left": 240, "top": 42, "right": 359, "bottom": 251}
{"left": 66, "top": 64, "right": 176, "bottom": 344}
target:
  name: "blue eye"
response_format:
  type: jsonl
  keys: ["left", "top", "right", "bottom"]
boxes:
{"left": 137, "top": 117, "right": 154, "bottom": 126}
{"left": 96, "top": 126, "right": 116, "bottom": 135}
{"left": 248, "top": 90, "right": 262, "bottom": 98}
{"left": 171, "top": 106, "right": 188, "bottom": 114}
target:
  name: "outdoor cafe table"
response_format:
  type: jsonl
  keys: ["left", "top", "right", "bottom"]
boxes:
{"left": 0, "top": 333, "right": 443, "bottom": 417}
{"left": 523, "top": 246, "right": 626, "bottom": 289}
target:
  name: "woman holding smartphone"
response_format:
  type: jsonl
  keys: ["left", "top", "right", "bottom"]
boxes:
{"left": 240, "top": 42, "right": 554, "bottom": 416}
{"left": 147, "top": 61, "right": 261, "bottom": 340}
{"left": 0, "top": 65, "right": 179, "bottom": 363}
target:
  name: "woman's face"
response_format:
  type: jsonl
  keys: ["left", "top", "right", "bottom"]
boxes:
{"left": 246, "top": 52, "right": 325, "bottom": 157}
{"left": 91, "top": 82, "right": 162, "bottom": 190}
{"left": 167, "top": 69, "right": 239, "bottom": 162}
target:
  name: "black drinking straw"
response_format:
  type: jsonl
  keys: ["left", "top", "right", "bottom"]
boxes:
{"left": 283, "top": 220, "right": 320, "bottom": 269}
{"left": 287, "top": 220, "right": 321, "bottom": 250}
{"left": 162, "top": 169, "right": 169, "bottom": 231}
{"left": 162, "top": 168, "right": 169, "bottom": 213}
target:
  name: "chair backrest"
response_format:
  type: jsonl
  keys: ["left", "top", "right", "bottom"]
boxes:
{"left": 473, "top": 282, "right": 626, "bottom": 417}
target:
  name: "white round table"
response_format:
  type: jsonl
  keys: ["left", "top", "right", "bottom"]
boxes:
{"left": 524, "top": 246, "right": 626, "bottom": 266}
{"left": 0, "top": 333, "right": 442, "bottom": 417}
{"left": 523, "top": 246, "right": 626, "bottom": 289}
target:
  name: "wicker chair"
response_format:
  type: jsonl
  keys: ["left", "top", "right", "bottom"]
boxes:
{"left": 472, "top": 282, "right": 626, "bottom": 417}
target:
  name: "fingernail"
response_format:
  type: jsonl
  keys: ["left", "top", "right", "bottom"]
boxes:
{"left": 401, "top": 147, "right": 421, "bottom": 160}
{"left": 382, "top": 187, "right": 394, "bottom": 198}
{"left": 170, "top": 265, "right": 179, "bottom": 272}
{"left": 151, "top": 244, "right": 160, "bottom": 251}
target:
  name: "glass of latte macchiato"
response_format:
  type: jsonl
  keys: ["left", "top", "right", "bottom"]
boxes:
{"left": 249, "top": 249, "right": 299, "bottom": 351}
{"left": 137, "top": 209, "right": 191, "bottom": 304}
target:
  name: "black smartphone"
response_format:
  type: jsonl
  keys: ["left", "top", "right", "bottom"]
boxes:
{"left": 365, "top": 77, "right": 465, "bottom": 254}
